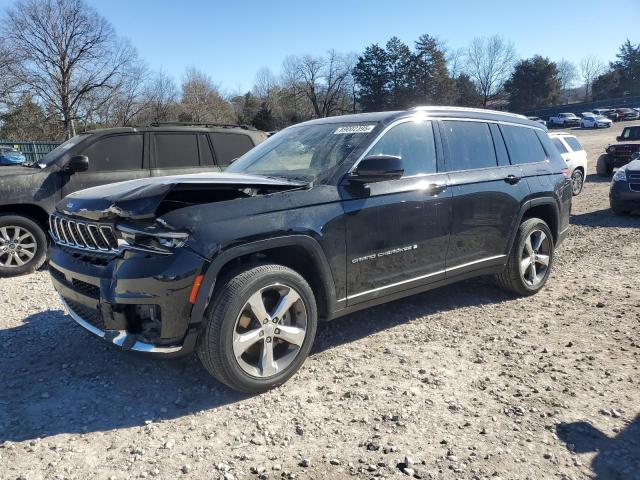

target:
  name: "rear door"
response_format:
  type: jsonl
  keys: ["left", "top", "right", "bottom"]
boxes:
{"left": 343, "top": 119, "right": 451, "bottom": 305}
{"left": 61, "top": 133, "right": 149, "bottom": 197}
{"left": 151, "top": 132, "right": 221, "bottom": 177}
{"left": 209, "top": 132, "right": 256, "bottom": 168}
{"left": 441, "top": 120, "right": 529, "bottom": 273}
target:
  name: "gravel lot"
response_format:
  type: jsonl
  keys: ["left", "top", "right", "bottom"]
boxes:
{"left": 1, "top": 122, "right": 638, "bottom": 480}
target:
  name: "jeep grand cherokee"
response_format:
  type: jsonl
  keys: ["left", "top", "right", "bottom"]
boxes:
{"left": 48, "top": 107, "right": 572, "bottom": 393}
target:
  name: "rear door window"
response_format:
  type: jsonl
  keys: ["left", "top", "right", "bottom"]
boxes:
{"left": 564, "top": 136, "right": 584, "bottom": 152}
{"left": 82, "top": 134, "right": 143, "bottom": 171}
{"left": 441, "top": 120, "right": 497, "bottom": 171}
{"left": 552, "top": 138, "right": 568, "bottom": 154}
{"left": 154, "top": 134, "right": 199, "bottom": 168}
{"left": 209, "top": 133, "right": 255, "bottom": 167}
{"left": 501, "top": 125, "right": 547, "bottom": 165}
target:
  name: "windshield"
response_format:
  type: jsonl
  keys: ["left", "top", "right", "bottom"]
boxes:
{"left": 38, "top": 134, "right": 90, "bottom": 166}
{"left": 227, "top": 122, "right": 377, "bottom": 181}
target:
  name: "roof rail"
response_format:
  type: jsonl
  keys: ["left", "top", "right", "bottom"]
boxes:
{"left": 144, "top": 121, "right": 253, "bottom": 130}
{"left": 409, "top": 106, "right": 528, "bottom": 120}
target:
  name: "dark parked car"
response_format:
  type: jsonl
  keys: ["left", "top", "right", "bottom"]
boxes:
{"left": 48, "top": 107, "right": 572, "bottom": 393}
{"left": 610, "top": 153, "right": 640, "bottom": 214}
{"left": 597, "top": 125, "right": 640, "bottom": 176}
{"left": 0, "top": 123, "right": 267, "bottom": 276}
{"left": 0, "top": 146, "right": 27, "bottom": 165}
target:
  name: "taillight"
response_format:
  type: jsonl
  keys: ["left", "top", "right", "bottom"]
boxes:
{"left": 561, "top": 168, "right": 570, "bottom": 178}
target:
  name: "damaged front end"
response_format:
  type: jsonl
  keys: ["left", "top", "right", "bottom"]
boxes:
{"left": 48, "top": 172, "right": 307, "bottom": 355}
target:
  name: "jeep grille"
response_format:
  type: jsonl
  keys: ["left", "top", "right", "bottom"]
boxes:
{"left": 49, "top": 214, "right": 119, "bottom": 253}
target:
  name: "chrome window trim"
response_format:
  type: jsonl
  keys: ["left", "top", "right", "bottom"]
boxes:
{"left": 345, "top": 254, "right": 506, "bottom": 301}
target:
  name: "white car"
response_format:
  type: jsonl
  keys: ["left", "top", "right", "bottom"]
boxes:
{"left": 580, "top": 114, "right": 613, "bottom": 129}
{"left": 549, "top": 132, "right": 588, "bottom": 195}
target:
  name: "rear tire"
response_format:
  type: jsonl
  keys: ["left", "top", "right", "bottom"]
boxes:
{"left": 571, "top": 169, "right": 584, "bottom": 196}
{"left": 197, "top": 263, "right": 317, "bottom": 393}
{"left": 495, "top": 218, "right": 554, "bottom": 297}
{"left": 610, "top": 202, "right": 630, "bottom": 216}
{"left": 596, "top": 154, "right": 613, "bottom": 177}
{"left": 0, "top": 214, "right": 47, "bottom": 277}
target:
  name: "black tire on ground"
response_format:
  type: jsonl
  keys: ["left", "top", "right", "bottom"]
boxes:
{"left": 0, "top": 214, "right": 48, "bottom": 277}
{"left": 495, "top": 218, "right": 555, "bottom": 297}
{"left": 571, "top": 169, "right": 584, "bottom": 196}
{"left": 596, "top": 154, "right": 613, "bottom": 177}
{"left": 197, "top": 263, "right": 318, "bottom": 393}
{"left": 610, "top": 201, "right": 630, "bottom": 216}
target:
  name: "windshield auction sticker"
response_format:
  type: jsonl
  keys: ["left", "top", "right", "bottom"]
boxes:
{"left": 333, "top": 125, "right": 376, "bottom": 135}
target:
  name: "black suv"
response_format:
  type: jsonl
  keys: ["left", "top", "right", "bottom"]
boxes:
{"left": 48, "top": 107, "right": 572, "bottom": 392}
{"left": 597, "top": 125, "right": 640, "bottom": 176}
{"left": 0, "top": 123, "right": 266, "bottom": 276}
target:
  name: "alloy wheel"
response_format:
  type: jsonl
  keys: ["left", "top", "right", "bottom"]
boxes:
{"left": 0, "top": 226, "right": 37, "bottom": 268}
{"left": 520, "top": 229, "right": 551, "bottom": 287}
{"left": 233, "top": 283, "right": 308, "bottom": 378}
{"left": 571, "top": 170, "right": 584, "bottom": 195}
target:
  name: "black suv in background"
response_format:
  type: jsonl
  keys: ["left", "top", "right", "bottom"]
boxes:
{"left": 0, "top": 123, "right": 267, "bottom": 276}
{"left": 48, "top": 107, "right": 572, "bottom": 392}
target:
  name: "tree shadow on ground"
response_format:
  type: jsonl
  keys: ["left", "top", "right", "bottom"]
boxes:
{"left": 571, "top": 208, "right": 640, "bottom": 228}
{"left": 0, "top": 276, "right": 512, "bottom": 443}
{"left": 557, "top": 415, "right": 640, "bottom": 479}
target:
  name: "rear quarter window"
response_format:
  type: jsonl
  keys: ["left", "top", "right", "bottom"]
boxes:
{"left": 501, "top": 125, "right": 547, "bottom": 165}
{"left": 210, "top": 133, "right": 255, "bottom": 167}
{"left": 564, "top": 136, "right": 583, "bottom": 152}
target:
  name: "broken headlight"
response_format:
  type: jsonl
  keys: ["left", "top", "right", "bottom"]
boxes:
{"left": 116, "top": 221, "right": 189, "bottom": 253}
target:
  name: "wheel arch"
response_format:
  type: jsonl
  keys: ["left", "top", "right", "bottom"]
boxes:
{"left": 190, "top": 235, "right": 338, "bottom": 326}
{"left": 0, "top": 204, "right": 50, "bottom": 233}
{"left": 507, "top": 199, "right": 560, "bottom": 255}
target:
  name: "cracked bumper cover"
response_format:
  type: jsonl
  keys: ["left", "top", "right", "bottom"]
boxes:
{"left": 49, "top": 243, "right": 206, "bottom": 356}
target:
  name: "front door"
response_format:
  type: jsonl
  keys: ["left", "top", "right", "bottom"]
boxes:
{"left": 343, "top": 119, "right": 451, "bottom": 305}
{"left": 61, "top": 133, "right": 150, "bottom": 197}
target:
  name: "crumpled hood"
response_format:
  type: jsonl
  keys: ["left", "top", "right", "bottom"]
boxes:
{"left": 624, "top": 159, "right": 640, "bottom": 171}
{"left": 57, "top": 172, "right": 305, "bottom": 221}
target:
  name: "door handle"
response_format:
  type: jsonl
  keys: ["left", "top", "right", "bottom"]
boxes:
{"left": 426, "top": 183, "right": 447, "bottom": 194}
{"left": 504, "top": 174, "right": 521, "bottom": 185}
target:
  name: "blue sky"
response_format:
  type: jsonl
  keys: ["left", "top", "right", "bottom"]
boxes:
{"left": 3, "top": 0, "right": 639, "bottom": 93}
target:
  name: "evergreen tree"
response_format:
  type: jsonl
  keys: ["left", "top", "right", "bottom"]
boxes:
{"left": 385, "top": 37, "right": 415, "bottom": 109}
{"left": 414, "top": 34, "right": 455, "bottom": 105}
{"left": 353, "top": 44, "right": 389, "bottom": 112}
{"left": 505, "top": 56, "right": 560, "bottom": 112}
{"left": 454, "top": 74, "right": 483, "bottom": 107}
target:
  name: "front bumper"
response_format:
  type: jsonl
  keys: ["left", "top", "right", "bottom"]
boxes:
{"left": 49, "top": 243, "right": 206, "bottom": 356}
{"left": 610, "top": 180, "right": 640, "bottom": 211}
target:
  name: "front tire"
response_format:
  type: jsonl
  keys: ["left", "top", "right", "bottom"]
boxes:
{"left": 571, "top": 169, "right": 584, "bottom": 196}
{"left": 596, "top": 154, "right": 613, "bottom": 177}
{"left": 495, "top": 218, "right": 554, "bottom": 296}
{"left": 197, "top": 263, "right": 317, "bottom": 393}
{"left": 0, "top": 214, "right": 47, "bottom": 277}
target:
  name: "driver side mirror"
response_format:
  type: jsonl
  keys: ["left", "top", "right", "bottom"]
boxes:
{"left": 348, "top": 155, "right": 404, "bottom": 184}
{"left": 616, "top": 136, "right": 623, "bottom": 142}
{"left": 65, "top": 155, "right": 89, "bottom": 173}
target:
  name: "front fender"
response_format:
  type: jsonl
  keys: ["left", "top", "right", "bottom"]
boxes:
{"left": 189, "top": 234, "right": 339, "bottom": 326}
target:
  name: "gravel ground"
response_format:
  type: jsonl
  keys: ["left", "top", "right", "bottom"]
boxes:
{"left": 1, "top": 123, "right": 639, "bottom": 480}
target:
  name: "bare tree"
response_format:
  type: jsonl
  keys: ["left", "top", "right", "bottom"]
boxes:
{"left": 0, "top": 38, "right": 19, "bottom": 105}
{"left": 3, "top": 0, "right": 132, "bottom": 138}
{"left": 179, "top": 67, "right": 235, "bottom": 123}
{"left": 288, "top": 50, "right": 355, "bottom": 118}
{"left": 579, "top": 56, "right": 606, "bottom": 101}
{"left": 446, "top": 47, "right": 466, "bottom": 79}
{"left": 143, "top": 70, "right": 179, "bottom": 123}
{"left": 465, "top": 36, "right": 516, "bottom": 106}
{"left": 555, "top": 59, "right": 578, "bottom": 103}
